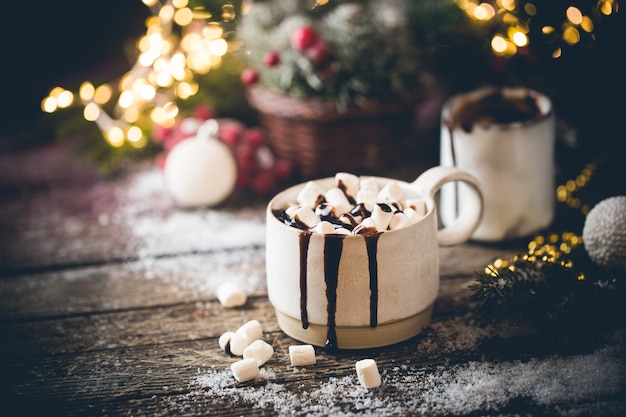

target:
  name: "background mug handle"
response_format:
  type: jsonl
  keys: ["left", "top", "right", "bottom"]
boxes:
{"left": 411, "top": 166, "right": 484, "bottom": 246}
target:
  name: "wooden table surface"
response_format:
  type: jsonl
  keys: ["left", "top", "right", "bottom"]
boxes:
{"left": 1, "top": 141, "right": 624, "bottom": 417}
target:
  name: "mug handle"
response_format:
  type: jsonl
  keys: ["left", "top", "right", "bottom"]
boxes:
{"left": 411, "top": 166, "right": 484, "bottom": 246}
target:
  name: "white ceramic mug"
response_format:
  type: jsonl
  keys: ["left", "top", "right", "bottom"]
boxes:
{"left": 265, "top": 166, "right": 483, "bottom": 350}
{"left": 440, "top": 86, "right": 556, "bottom": 242}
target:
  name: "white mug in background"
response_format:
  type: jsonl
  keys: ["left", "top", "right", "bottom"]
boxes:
{"left": 439, "top": 86, "right": 556, "bottom": 242}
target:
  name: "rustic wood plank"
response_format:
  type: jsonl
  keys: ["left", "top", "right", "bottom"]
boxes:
{"left": 2, "top": 309, "right": 624, "bottom": 417}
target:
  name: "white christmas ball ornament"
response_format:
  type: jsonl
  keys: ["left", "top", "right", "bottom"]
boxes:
{"left": 164, "top": 136, "right": 237, "bottom": 208}
{"left": 582, "top": 195, "right": 626, "bottom": 270}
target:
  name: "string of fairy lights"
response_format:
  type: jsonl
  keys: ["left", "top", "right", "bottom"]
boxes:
{"left": 483, "top": 160, "right": 603, "bottom": 283}
{"left": 42, "top": 0, "right": 619, "bottom": 149}
{"left": 457, "top": 0, "right": 619, "bottom": 58}
{"left": 41, "top": 0, "right": 240, "bottom": 149}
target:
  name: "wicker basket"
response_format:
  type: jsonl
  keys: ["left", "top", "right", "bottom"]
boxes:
{"left": 246, "top": 86, "right": 415, "bottom": 179}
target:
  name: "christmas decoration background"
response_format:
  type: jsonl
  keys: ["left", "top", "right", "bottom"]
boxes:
{"left": 6, "top": 0, "right": 625, "bottom": 316}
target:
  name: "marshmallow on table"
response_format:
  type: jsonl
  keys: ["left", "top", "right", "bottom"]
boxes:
{"left": 355, "top": 358, "right": 382, "bottom": 389}
{"left": 231, "top": 357, "right": 260, "bottom": 383}
{"left": 219, "top": 331, "right": 249, "bottom": 356}
{"left": 236, "top": 319, "right": 263, "bottom": 345}
{"left": 243, "top": 339, "right": 274, "bottom": 366}
{"left": 289, "top": 344, "right": 316, "bottom": 366}
{"left": 216, "top": 282, "right": 247, "bottom": 308}
{"left": 297, "top": 181, "right": 325, "bottom": 208}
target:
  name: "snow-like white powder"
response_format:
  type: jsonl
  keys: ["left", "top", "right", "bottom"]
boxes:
{"left": 111, "top": 169, "right": 267, "bottom": 258}
{"left": 184, "top": 344, "right": 625, "bottom": 416}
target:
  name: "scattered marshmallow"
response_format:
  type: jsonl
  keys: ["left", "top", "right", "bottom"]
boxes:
{"left": 231, "top": 357, "right": 260, "bottom": 383}
{"left": 218, "top": 331, "right": 236, "bottom": 351}
{"left": 243, "top": 339, "right": 274, "bottom": 367}
{"left": 297, "top": 181, "right": 325, "bottom": 208}
{"left": 220, "top": 331, "right": 249, "bottom": 356}
{"left": 236, "top": 319, "right": 263, "bottom": 345}
{"left": 289, "top": 344, "right": 316, "bottom": 366}
{"left": 355, "top": 358, "right": 382, "bottom": 389}
{"left": 216, "top": 282, "right": 247, "bottom": 308}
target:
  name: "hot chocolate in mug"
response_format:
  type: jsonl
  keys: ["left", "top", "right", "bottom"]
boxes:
{"left": 265, "top": 166, "right": 483, "bottom": 350}
{"left": 440, "top": 86, "right": 556, "bottom": 242}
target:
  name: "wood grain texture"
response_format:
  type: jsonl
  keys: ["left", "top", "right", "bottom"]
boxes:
{"left": 1, "top": 142, "right": 624, "bottom": 417}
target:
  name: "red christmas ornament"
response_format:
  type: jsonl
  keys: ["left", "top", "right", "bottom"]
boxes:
{"left": 305, "top": 39, "right": 330, "bottom": 65}
{"left": 263, "top": 51, "right": 281, "bottom": 67}
{"left": 291, "top": 25, "right": 317, "bottom": 51}
{"left": 241, "top": 68, "right": 259, "bottom": 85}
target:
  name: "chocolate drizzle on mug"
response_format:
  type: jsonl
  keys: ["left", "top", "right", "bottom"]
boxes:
{"left": 299, "top": 231, "right": 312, "bottom": 329}
{"left": 323, "top": 235, "right": 343, "bottom": 351}
{"left": 365, "top": 233, "right": 381, "bottom": 328}
{"left": 296, "top": 228, "right": 381, "bottom": 351}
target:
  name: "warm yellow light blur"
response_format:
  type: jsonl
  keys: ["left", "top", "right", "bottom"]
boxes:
{"left": 209, "top": 38, "right": 228, "bottom": 56}
{"left": 106, "top": 126, "right": 125, "bottom": 147}
{"left": 473, "top": 3, "right": 496, "bottom": 20}
{"left": 511, "top": 31, "right": 528, "bottom": 47}
{"left": 41, "top": 0, "right": 234, "bottom": 149}
{"left": 524, "top": 2, "right": 537, "bottom": 16}
{"left": 566, "top": 7, "right": 583, "bottom": 25}
{"left": 127, "top": 125, "right": 144, "bottom": 143}
{"left": 172, "top": 0, "right": 189, "bottom": 8}
{"left": 84, "top": 103, "right": 100, "bottom": 121}
{"left": 174, "top": 7, "right": 194, "bottom": 26}
{"left": 221, "top": 3, "right": 236, "bottom": 21}
{"left": 491, "top": 35, "right": 508, "bottom": 54}
{"left": 498, "top": 0, "right": 516, "bottom": 12}
{"left": 599, "top": 0, "right": 617, "bottom": 16}
{"left": 57, "top": 90, "right": 74, "bottom": 108}
{"left": 79, "top": 82, "right": 95, "bottom": 101}
{"left": 94, "top": 84, "right": 113, "bottom": 105}
{"left": 159, "top": 4, "right": 175, "bottom": 24}
{"left": 563, "top": 26, "right": 581, "bottom": 44}
{"left": 123, "top": 107, "right": 140, "bottom": 123}
{"left": 119, "top": 90, "right": 135, "bottom": 109}
{"left": 42, "top": 96, "right": 57, "bottom": 113}
{"left": 581, "top": 16, "right": 594, "bottom": 32}
{"left": 162, "top": 102, "right": 179, "bottom": 119}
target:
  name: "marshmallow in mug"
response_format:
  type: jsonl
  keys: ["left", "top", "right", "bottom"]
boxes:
{"left": 272, "top": 172, "right": 427, "bottom": 235}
